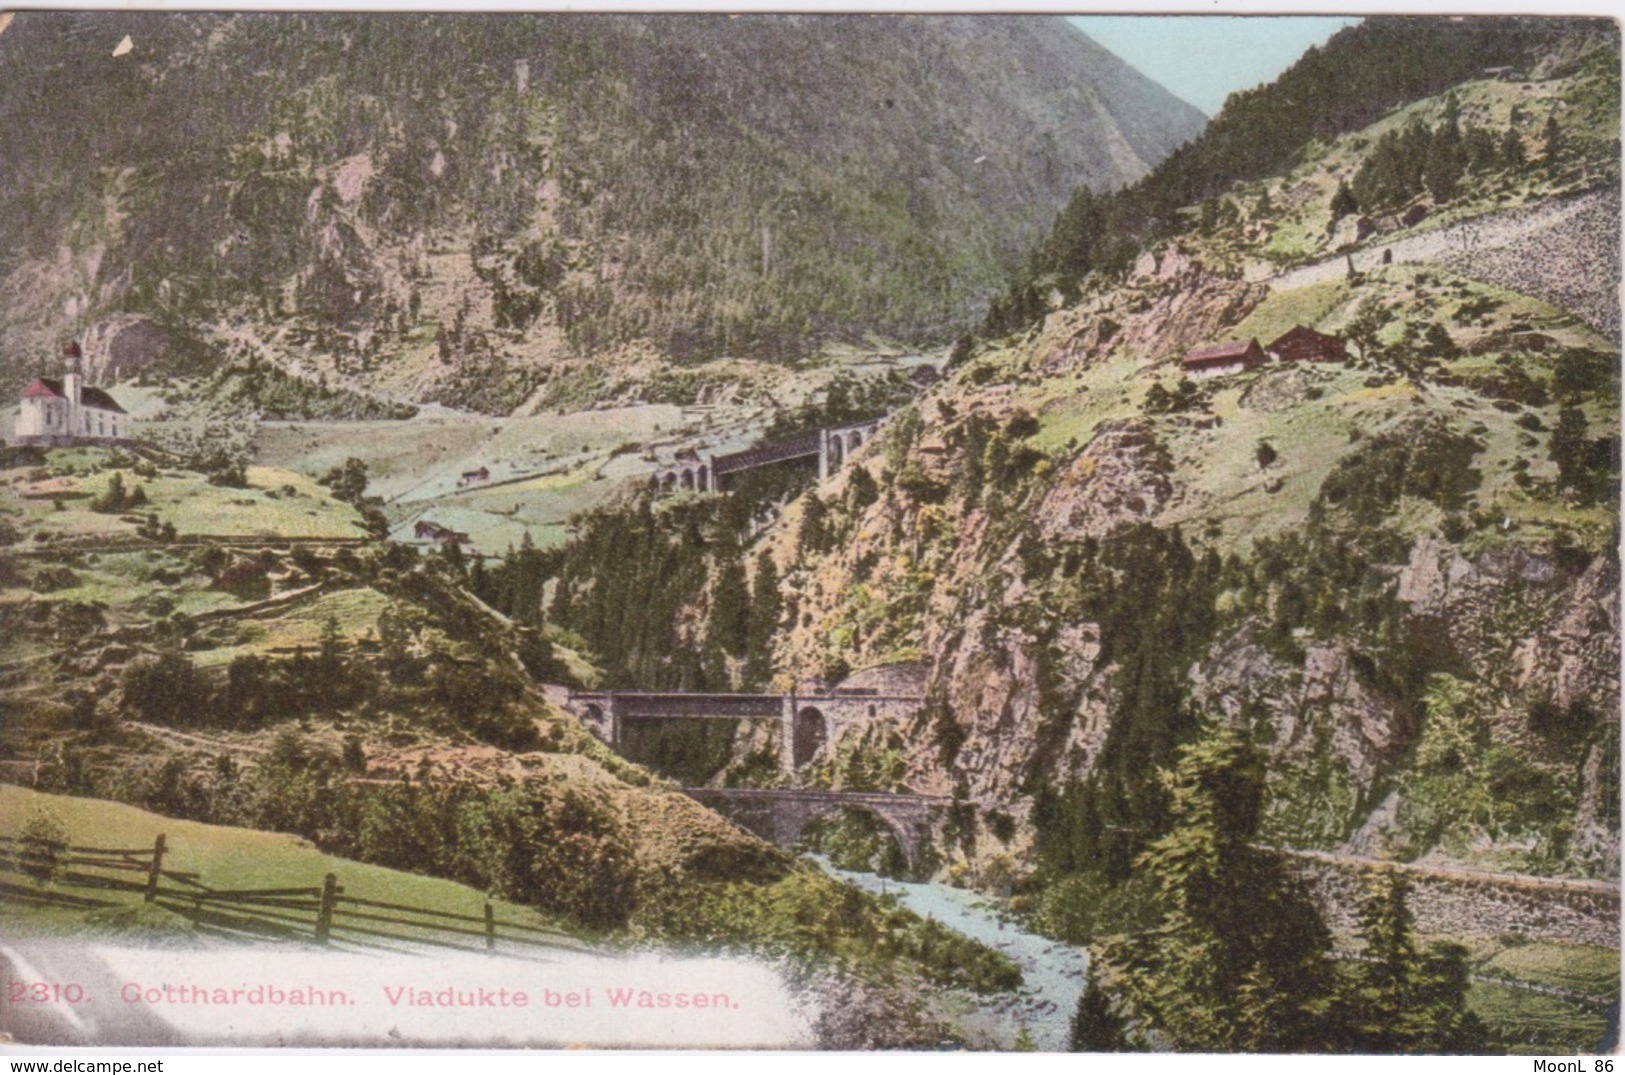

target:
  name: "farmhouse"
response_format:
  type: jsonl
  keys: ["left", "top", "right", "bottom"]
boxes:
{"left": 415, "top": 520, "right": 470, "bottom": 546}
{"left": 1181, "top": 338, "right": 1267, "bottom": 381}
{"left": 1268, "top": 325, "right": 1348, "bottom": 365}
{"left": 13, "top": 343, "right": 131, "bottom": 446}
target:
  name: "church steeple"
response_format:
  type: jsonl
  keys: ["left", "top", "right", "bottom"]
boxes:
{"left": 62, "top": 340, "right": 83, "bottom": 429}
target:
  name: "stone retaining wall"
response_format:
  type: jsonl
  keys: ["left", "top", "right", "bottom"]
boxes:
{"left": 1281, "top": 853, "right": 1619, "bottom": 948}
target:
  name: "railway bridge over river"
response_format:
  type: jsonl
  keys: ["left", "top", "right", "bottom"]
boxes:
{"left": 680, "top": 788, "right": 952, "bottom": 869}
{"left": 565, "top": 685, "right": 938, "bottom": 864}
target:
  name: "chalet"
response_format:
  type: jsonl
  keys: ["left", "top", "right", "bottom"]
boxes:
{"left": 1181, "top": 338, "right": 1267, "bottom": 381}
{"left": 1268, "top": 325, "right": 1348, "bottom": 365}
{"left": 414, "top": 520, "right": 470, "bottom": 545}
{"left": 14, "top": 343, "right": 130, "bottom": 446}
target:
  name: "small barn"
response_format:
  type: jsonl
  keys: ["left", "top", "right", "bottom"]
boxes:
{"left": 1268, "top": 325, "right": 1348, "bottom": 365}
{"left": 1181, "top": 338, "right": 1267, "bottom": 381}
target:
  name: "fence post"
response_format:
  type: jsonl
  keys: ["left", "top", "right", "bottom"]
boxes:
{"left": 315, "top": 873, "right": 340, "bottom": 944}
{"left": 144, "top": 834, "right": 166, "bottom": 903}
{"left": 484, "top": 901, "right": 496, "bottom": 954}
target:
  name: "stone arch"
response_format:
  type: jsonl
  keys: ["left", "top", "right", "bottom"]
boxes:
{"left": 795, "top": 802, "right": 911, "bottom": 869}
{"left": 847, "top": 430, "right": 862, "bottom": 453}
{"left": 793, "top": 706, "right": 827, "bottom": 767}
{"left": 826, "top": 436, "right": 844, "bottom": 470}
{"left": 681, "top": 468, "right": 695, "bottom": 491}
{"left": 661, "top": 472, "right": 677, "bottom": 493}
{"left": 697, "top": 466, "right": 709, "bottom": 492}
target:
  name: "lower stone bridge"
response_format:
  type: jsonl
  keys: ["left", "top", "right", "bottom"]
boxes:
{"left": 681, "top": 788, "right": 952, "bottom": 868}
{"left": 566, "top": 688, "right": 922, "bottom": 770}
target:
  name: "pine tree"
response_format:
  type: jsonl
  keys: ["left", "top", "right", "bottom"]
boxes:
{"left": 1330, "top": 181, "right": 1359, "bottom": 219}
{"left": 1343, "top": 869, "right": 1489, "bottom": 1052}
{"left": 798, "top": 493, "right": 829, "bottom": 556}
{"left": 710, "top": 552, "right": 750, "bottom": 659}
{"left": 744, "top": 552, "right": 782, "bottom": 688}
{"left": 1069, "top": 978, "right": 1131, "bottom": 1051}
{"left": 1101, "top": 723, "right": 1334, "bottom": 1052}
{"left": 1543, "top": 114, "right": 1563, "bottom": 161}
{"left": 1500, "top": 126, "right": 1526, "bottom": 169}
{"left": 1550, "top": 405, "right": 1590, "bottom": 494}
{"left": 847, "top": 465, "right": 880, "bottom": 512}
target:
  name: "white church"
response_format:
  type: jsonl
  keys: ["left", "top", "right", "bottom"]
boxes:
{"left": 13, "top": 341, "right": 131, "bottom": 446}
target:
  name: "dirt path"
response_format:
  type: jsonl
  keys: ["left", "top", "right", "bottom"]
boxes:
{"left": 1270, "top": 188, "right": 1620, "bottom": 340}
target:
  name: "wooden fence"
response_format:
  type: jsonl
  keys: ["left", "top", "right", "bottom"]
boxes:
{"left": 0, "top": 832, "right": 579, "bottom": 957}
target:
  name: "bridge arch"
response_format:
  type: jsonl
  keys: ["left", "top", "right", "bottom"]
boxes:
{"left": 795, "top": 802, "right": 910, "bottom": 876}
{"left": 697, "top": 465, "right": 709, "bottom": 492}
{"left": 793, "top": 706, "right": 827, "bottom": 767}
{"left": 661, "top": 472, "right": 677, "bottom": 493}
{"left": 847, "top": 430, "right": 863, "bottom": 453}
{"left": 826, "top": 436, "right": 844, "bottom": 470}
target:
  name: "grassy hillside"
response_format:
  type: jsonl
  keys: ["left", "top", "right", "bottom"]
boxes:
{"left": 0, "top": 448, "right": 1024, "bottom": 1043}
{"left": 0, "top": 784, "right": 569, "bottom": 942}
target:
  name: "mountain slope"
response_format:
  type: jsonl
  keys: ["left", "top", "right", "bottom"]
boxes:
{"left": 727, "top": 25, "right": 1620, "bottom": 892}
{"left": 0, "top": 13, "right": 1205, "bottom": 412}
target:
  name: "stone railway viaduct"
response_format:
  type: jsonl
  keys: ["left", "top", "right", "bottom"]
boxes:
{"left": 564, "top": 686, "right": 938, "bottom": 866}
{"left": 565, "top": 687, "right": 921, "bottom": 771}
{"left": 562, "top": 688, "right": 1620, "bottom": 946}
{"left": 681, "top": 788, "right": 952, "bottom": 869}
{"left": 650, "top": 417, "right": 883, "bottom": 494}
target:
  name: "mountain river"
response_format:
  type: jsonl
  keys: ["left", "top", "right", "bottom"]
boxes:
{"left": 816, "top": 860, "right": 1089, "bottom": 1050}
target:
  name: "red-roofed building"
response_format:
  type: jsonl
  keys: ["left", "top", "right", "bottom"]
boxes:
{"left": 1268, "top": 325, "right": 1348, "bottom": 365}
{"left": 14, "top": 341, "right": 131, "bottom": 445}
{"left": 1181, "top": 338, "right": 1267, "bottom": 381}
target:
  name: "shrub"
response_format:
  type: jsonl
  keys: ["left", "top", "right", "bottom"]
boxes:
{"left": 19, "top": 805, "right": 69, "bottom": 884}
{"left": 121, "top": 649, "right": 209, "bottom": 725}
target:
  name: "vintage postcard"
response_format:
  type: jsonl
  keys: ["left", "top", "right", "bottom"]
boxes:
{"left": 0, "top": 7, "right": 1618, "bottom": 1055}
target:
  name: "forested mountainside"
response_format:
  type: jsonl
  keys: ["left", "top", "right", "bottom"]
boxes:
{"left": 538, "top": 20, "right": 1621, "bottom": 897}
{"left": 0, "top": 12, "right": 1204, "bottom": 414}
{"left": 979, "top": 14, "right": 1615, "bottom": 330}
{"left": 756, "top": 25, "right": 1620, "bottom": 884}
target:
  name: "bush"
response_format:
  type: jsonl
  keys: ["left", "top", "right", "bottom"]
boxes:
{"left": 121, "top": 649, "right": 209, "bottom": 725}
{"left": 19, "top": 806, "right": 69, "bottom": 884}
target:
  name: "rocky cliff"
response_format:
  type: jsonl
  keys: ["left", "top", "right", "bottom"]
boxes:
{"left": 746, "top": 49, "right": 1620, "bottom": 884}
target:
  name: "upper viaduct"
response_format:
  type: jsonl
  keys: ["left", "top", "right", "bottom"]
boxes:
{"left": 564, "top": 686, "right": 922, "bottom": 771}
{"left": 650, "top": 417, "right": 883, "bottom": 494}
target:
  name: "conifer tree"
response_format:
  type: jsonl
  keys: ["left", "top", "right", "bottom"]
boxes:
{"left": 1342, "top": 870, "right": 1488, "bottom": 1052}
{"left": 798, "top": 493, "right": 830, "bottom": 556}
{"left": 710, "top": 552, "right": 750, "bottom": 658}
{"left": 1543, "top": 114, "right": 1563, "bottom": 160}
{"left": 1102, "top": 723, "right": 1334, "bottom": 1052}
{"left": 1330, "top": 181, "right": 1359, "bottom": 219}
{"left": 1500, "top": 126, "right": 1527, "bottom": 169}
{"left": 1550, "top": 405, "right": 1590, "bottom": 495}
{"left": 1069, "top": 978, "right": 1131, "bottom": 1052}
{"left": 744, "top": 552, "right": 782, "bottom": 688}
